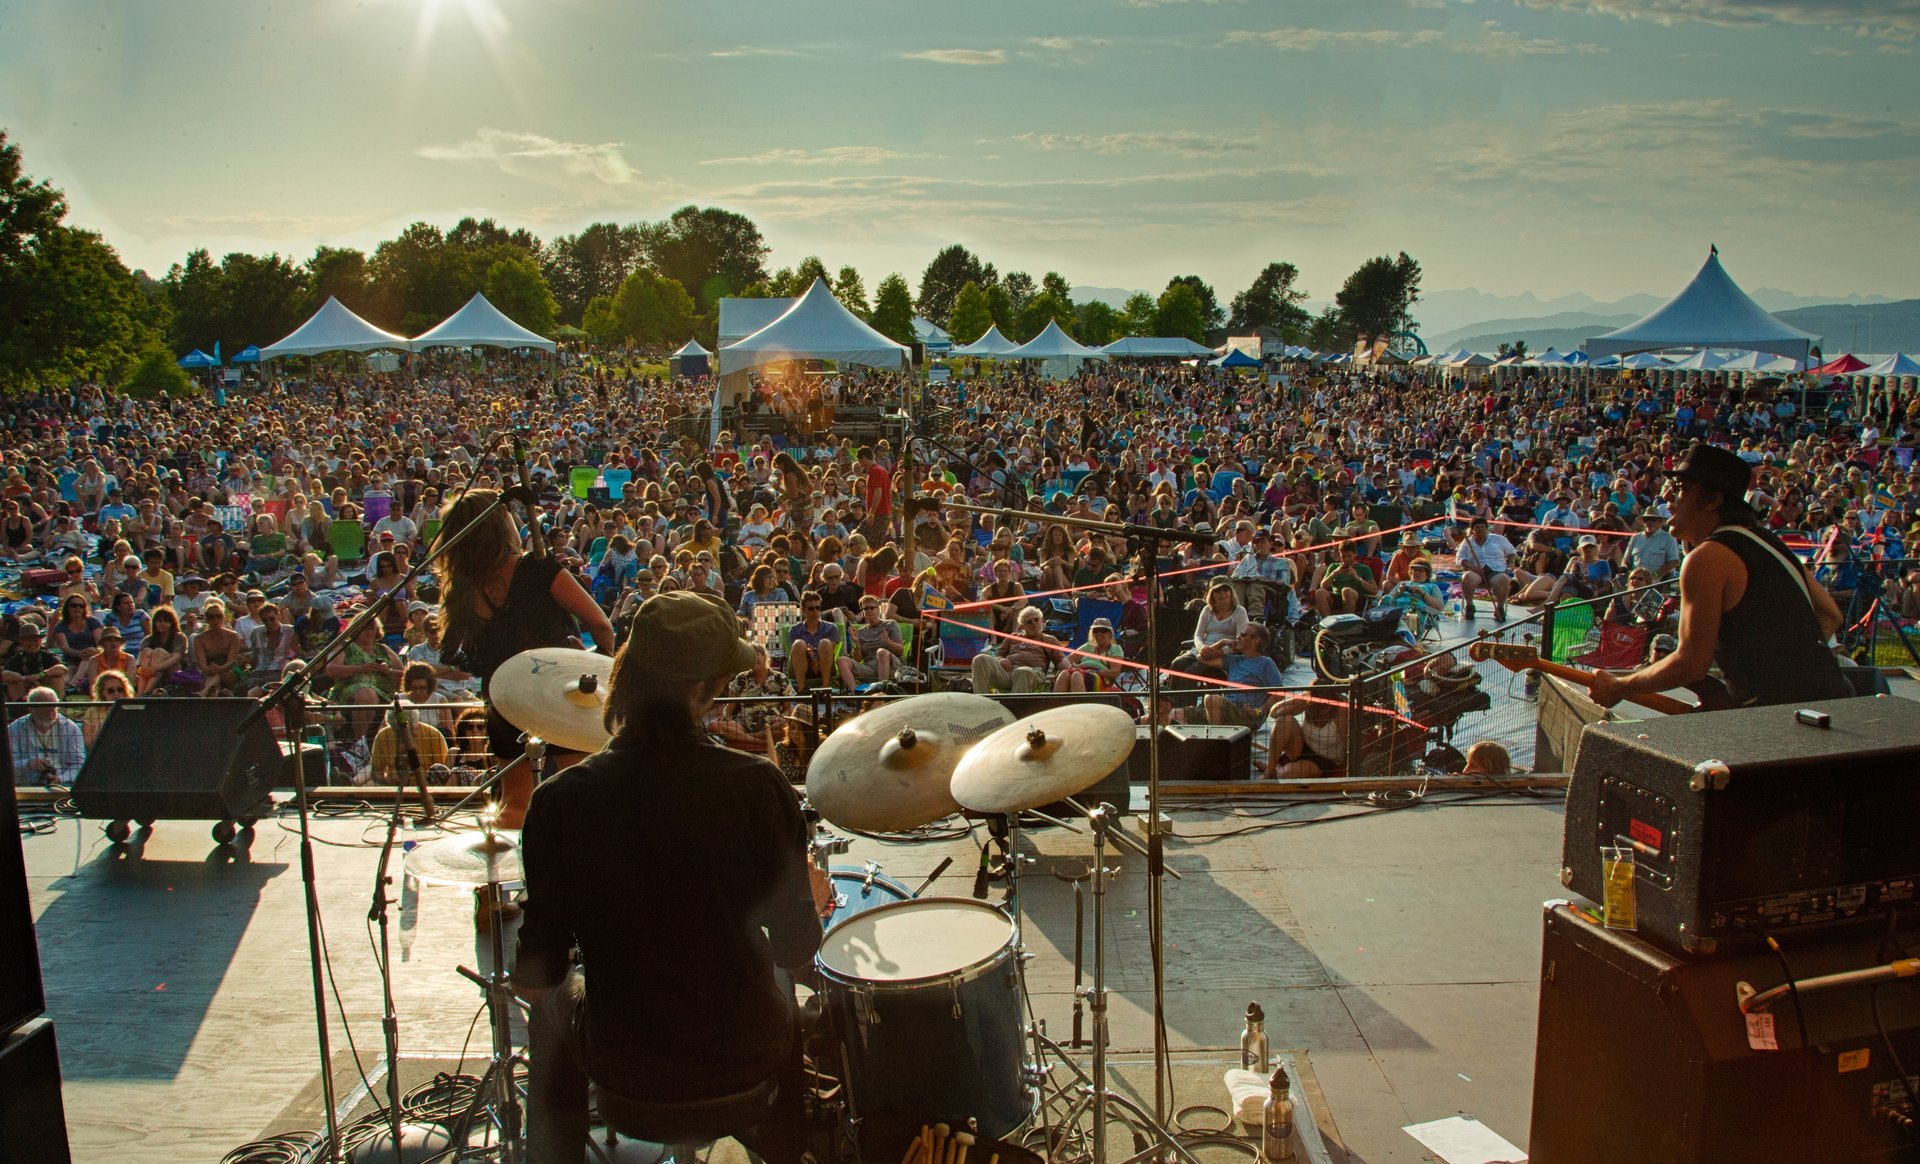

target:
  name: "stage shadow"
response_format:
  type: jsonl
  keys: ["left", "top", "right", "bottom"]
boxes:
{"left": 34, "top": 829, "right": 287, "bottom": 1080}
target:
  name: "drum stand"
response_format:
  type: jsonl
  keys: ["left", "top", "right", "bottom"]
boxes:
{"left": 444, "top": 827, "right": 529, "bottom": 1162}
{"left": 1023, "top": 804, "right": 1200, "bottom": 1164}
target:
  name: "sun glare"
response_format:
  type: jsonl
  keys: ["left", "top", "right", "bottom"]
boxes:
{"left": 412, "top": 0, "right": 511, "bottom": 49}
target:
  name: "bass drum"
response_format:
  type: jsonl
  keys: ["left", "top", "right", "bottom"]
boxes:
{"left": 826, "top": 865, "right": 915, "bottom": 931}
{"left": 816, "top": 898, "right": 1028, "bottom": 1138}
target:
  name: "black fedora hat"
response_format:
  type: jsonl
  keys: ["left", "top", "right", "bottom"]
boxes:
{"left": 1662, "top": 442, "right": 1752, "bottom": 506}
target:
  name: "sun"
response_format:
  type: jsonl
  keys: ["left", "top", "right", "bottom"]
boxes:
{"left": 411, "top": 0, "right": 510, "bottom": 49}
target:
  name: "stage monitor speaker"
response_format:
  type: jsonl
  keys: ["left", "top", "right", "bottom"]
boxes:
{"left": 71, "top": 698, "right": 279, "bottom": 825}
{"left": 1531, "top": 902, "right": 1920, "bottom": 1163}
{"left": 1564, "top": 695, "right": 1920, "bottom": 955}
{"left": 0, "top": 1017, "right": 71, "bottom": 1164}
{"left": 0, "top": 778, "right": 45, "bottom": 1034}
{"left": 1129, "top": 724, "right": 1253, "bottom": 782}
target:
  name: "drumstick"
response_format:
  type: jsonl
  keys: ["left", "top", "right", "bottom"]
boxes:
{"left": 899, "top": 1135, "right": 921, "bottom": 1164}
{"left": 954, "top": 1131, "right": 976, "bottom": 1164}
{"left": 932, "top": 1123, "right": 949, "bottom": 1164}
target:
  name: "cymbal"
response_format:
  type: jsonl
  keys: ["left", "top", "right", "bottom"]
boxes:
{"left": 806, "top": 693, "right": 1014, "bottom": 831}
{"left": 490, "top": 647, "right": 612, "bottom": 754}
{"left": 405, "top": 829, "right": 523, "bottom": 886}
{"left": 951, "top": 704, "right": 1137, "bottom": 816}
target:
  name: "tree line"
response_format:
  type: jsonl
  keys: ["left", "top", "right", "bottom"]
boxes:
{"left": 1, "top": 127, "right": 1424, "bottom": 394}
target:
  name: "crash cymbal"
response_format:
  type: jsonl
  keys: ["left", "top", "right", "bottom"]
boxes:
{"left": 405, "top": 829, "right": 523, "bottom": 886}
{"left": 951, "top": 704, "right": 1137, "bottom": 816}
{"left": 806, "top": 693, "right": 1014, "bottom": 831}
{"left": 490, "top": 647, "right": 612, "bottom": 754}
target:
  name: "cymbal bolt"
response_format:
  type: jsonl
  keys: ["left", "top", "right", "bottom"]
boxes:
{"left": 898, "top": 728, "right": 917, "bottom": 748}
{"left": 1026, "top": 728, "right": 1047, "bottom": 749}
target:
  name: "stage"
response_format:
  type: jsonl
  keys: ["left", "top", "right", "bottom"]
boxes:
{"left": 21, "top": 786, "right": 1562, "bottom": 1162}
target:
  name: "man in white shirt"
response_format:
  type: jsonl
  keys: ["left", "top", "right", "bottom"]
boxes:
{"left": 9, "top": 687, "right": 86, "bottom": 786}
{"left": 373, "top": 510, "right": 418, "bottom": 545}
{"left": 1456, "top": 515, "right": 1517, "bottom": 622}
{"left": 1623, "top": 511, "right": 1684, "bottom": 581}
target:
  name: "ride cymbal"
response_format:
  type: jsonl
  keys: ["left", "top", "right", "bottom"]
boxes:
{"left": 405, "top": 829, "right": 523, "bottom": 886}
{"left": 489, "top": 647, "right": 612, "bottom": 754}
{"left": 951, "top": 703, "right": 1136, "bottom": 815}
{"left": 806, "top": 692, "right": 1014, "bottom": 831}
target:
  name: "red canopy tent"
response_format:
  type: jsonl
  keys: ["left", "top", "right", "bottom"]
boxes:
{"left": 1811, "top": 353, "right": 1868, "bottom": 375}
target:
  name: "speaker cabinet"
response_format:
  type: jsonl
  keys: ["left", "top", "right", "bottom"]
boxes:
{"left": 1532, "top": 902, "right": 1920, "bottom": 1163}
{"left": 0, "top": 780, "right": 44, "bottom": 1034}
{"left": 0, "top": 1017, "right": 70, "bottom": 1164}
{"left": 1129, "top": 724, "right": 1253, "bottom": 782}
{"left": 71, "top": 698, "right": 279, "bottom": 824}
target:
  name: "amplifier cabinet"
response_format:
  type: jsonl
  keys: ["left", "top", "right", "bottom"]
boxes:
{"left": 1564, "top": 696, "right": 1920, "bottom": 955}
{"left": 1532, "top": 902, "right": 1920, "bottom": 1163}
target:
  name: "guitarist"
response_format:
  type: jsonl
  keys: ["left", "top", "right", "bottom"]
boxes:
{"left": 1589, "top": 442, "right": 1849, "bottom": 712}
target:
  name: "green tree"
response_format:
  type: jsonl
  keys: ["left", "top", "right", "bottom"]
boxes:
{"left": 163, "top": 248, "right": 228, "bottom": 354}
{"left": 123, "top": 348, "right": 196, "bottom": 398}
{"left": 1154, "top": 283, "right": 1208, "bottom": 344}
{"left": 581, "top": 295, "right": 620, "bottom": 347}
{"left": 611, "top": 267, "right": 697, "bottom": 347}
{"left": 1003, "top": 271, "right": 1036, "bottom": 314}
{"left": 947, "top": 281, "right": 994, "bottom": 344}
{"left": 650, "top": 205, "right": 770, "bottom": 311}
{"left": 916, "top": 244, "right": 994, "bottom": 326}
{"left": 1041, "top": 271, "right": 1072, "bottom": 305}
{"left": 870, "top": 273, "right": 916, "bottom": 345}
{"left": 832, "top": 265, "right": 869, "bottom": 319}
{"left": 367, "top": 222, "right": 471, "bottom": 333}
{"left": 1165, "top": 275, "right": 1223, "bottom": 336}
{"left": 306, "top": 246, "right": 373, "bottom": 316}
{"left": 1334, "top": 252, "right": 1422, "bottom": 347}
{"left": 1306, "top": 305, "right": 1346, "bottom": 352}
{"left": 782, "top": 256, "right": 830, "bottom": 297}
{"left": 1075, "top": 300, "right": 1122, "bottom": 347}
{"left": 484, "top": 252, "right": 559, "bottom": 335}
{"left": 1497, "top": 339, "right": 1530, "bottom": 361}
{"left": 0, "top": 132, "right": 170, "bottom": 392}
{"left": 1119, "top": 292, "right": 1158, "bottom": 337}
{"left": 986, "top": 283, "right": 1016, "bottom": 334}
{"left": 1228, "top": 262, "right": 1310, "bottom": 340}
{"left": 217, "top": 251, "right": 308, "bottom": 353}
{"left": 1015, "top": 290, "right": 1076, "bottom": 343}
{"left": 543, "top": 222, "right": 647, "bottom": 325}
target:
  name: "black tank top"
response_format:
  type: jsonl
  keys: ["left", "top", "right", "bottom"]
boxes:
{"left": 1708, "top": 526, "right": 1850, "bottom": 708}
{"left": 463, "top": 556, "right": 579, "bottom": 755}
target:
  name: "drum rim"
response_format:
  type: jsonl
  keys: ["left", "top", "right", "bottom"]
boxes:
{"left": 815, "top": 895, "right": 1017, "bottom": 988}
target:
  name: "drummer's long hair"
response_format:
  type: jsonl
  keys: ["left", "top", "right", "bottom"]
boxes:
{"left": 435, "top": 488, "right": 517, "bottom": 657}
{"left": 603, "top": 645, "right": 709, "bottom": 747}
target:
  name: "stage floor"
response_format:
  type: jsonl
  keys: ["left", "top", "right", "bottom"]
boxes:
{"left": 22, "top": 786, "right": 1561, "bottom": 1163}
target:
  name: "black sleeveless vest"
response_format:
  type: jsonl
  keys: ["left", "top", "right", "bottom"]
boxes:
{"left": 1708, "top": 526, "right": 1850, "bottom": 708}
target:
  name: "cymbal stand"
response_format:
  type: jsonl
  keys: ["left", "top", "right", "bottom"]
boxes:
{"left": 447, "top": 815, "right": 527, "bottom": 1161}
{"left": 1024, "top": 804, "right": 1201, "bottom": 1164}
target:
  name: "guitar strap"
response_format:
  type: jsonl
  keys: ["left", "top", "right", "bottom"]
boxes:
{"left": 1712, "top": 524, "right": 1814, "bottom": 612}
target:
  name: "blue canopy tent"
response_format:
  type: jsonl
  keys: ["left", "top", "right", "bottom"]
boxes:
{"left": 177, "top": 349, "right": 220, "bottom": 369}
{"left": 1212, "top": 349, "right": 1262, "bottom": 369}
{"left": 230, "top": 345, "right": 262, "bottom": 365}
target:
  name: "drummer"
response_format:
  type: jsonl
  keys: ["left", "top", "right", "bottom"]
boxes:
{"left": 515, "top": 591, "right": 829, "bottom": 1164}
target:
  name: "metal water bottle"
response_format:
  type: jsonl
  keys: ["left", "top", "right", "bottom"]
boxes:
{"left": 1240, "top": 1002, "right": 1269, "bottom": 1072}
{"left": 1262, "top": 1064, "right": 1295, "bottom": 1162}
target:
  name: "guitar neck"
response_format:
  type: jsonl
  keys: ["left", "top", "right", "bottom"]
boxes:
{"left": 1530, "top": 658, "right": 1695, "bottom": 716}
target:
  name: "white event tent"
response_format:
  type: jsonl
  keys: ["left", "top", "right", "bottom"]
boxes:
{"left": 1587, "top": 247, "right": 1820, "bottom": 362}
{"left": 950, "top": 325, "right": 1019, "bottom": 358}
{"left": 259, "top": 296, "right": 411, "bottom": 359}
{"left": 1100, "top": 336, "right": 1216, "bottom": 358}
{"left": 411, "top": 292, "right": 558, "bottom": 352}
{"left": 1002, "top": 320, "right": 1109, "bottom": 379}
{"left": 714, "top": 278, "right": 912, "bottom": 405}
{"left": 1859, "top": 353, "right": 1920, "bottom": 378}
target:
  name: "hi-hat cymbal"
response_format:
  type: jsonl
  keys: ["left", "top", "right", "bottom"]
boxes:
{"left": 806, "top": 693, "right": 1014, "bottom": 831}
{"left": 951, "top": 704, "right": 1137, "bottom": 815}
{"left": 490, "top": 647, "right": 611, "bottom": 754}
{"left": 405, "top": 829, "right": 523, "bottom": 886}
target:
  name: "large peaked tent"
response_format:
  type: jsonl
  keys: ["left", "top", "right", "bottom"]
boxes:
{"left": 1587, "top": 247, "right": 1820, "bottom": 361}
{"left": 714, "top": 278, "right": 911, "bottom": 404}
{"left": 1101, "top": 336, "right": 1216, "bottom": 358}
{"left": 1003, "top": 321, "right": 1108, "bottom": 379}
{"left": 950, "top": 325, "right": 1018, "bottom": 357}
{"left": 260, "top": 296, "right": 412, "bottom": 358}
{"left": 411, "top": 292, "right": 557, "bottom": 352}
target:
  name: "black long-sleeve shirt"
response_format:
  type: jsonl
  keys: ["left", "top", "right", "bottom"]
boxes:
{"left": 516, "top": 733, "right": 820, "bottom": 1100}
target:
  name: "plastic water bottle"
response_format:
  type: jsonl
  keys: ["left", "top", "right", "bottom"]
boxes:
{"left": 1240, "top": 1002, "right": 1270, "bottom": 1072}
{"left": 1262, "top": 1065, "right": 1295, "bottom": 1162}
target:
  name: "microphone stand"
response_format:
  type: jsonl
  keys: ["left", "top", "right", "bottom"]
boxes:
{"left": 234, "top": 480, "right": 530, "bottom": 1164}
{"left": 935, "top": 494, "right": 1210, "bottom": 1124}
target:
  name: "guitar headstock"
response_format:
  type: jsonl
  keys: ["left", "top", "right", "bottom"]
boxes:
{"left": 1467, "top": 638, "right": 1541, "bottom": 671}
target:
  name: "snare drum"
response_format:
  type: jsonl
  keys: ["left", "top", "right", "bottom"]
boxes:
{"left": 827, "top": 865, "right": 914, "bottom": 930}
{"left": 816, "top": 898, "right": 1028, "bottom": 1137}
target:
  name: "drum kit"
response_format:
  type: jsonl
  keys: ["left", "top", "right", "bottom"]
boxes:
{"left": 344, "top": 644, "right": 1201, "bottom": 1164}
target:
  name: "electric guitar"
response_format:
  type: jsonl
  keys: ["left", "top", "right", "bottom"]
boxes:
{"left": 1467, "top": 640, "right": 1735, "bottom": 715}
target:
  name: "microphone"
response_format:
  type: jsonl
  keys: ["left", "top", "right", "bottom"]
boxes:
{"left": 511, "top": 433, "right": 549, "bottom": 558}
{"left": 972, "top": 846, "right": 992, "bottom": 899}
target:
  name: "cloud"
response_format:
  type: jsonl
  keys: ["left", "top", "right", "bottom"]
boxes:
{"left": 708, "top": 45, "right": 809, "bottom": 58}
{"left": 1456, "top": 21, "right": 1611, "bottom": 53}
{"left": 1028, "top": 35, "right": 1113, "bottom": 50}
{"left": 1016, "top": 130, "right": 1243, "bottom": 155}
{"left": 901, "top": 48, "right": 1006, "bottom": 65}
{"left": 1120, "top": 0, "right": 1242, "bottom": 7}
{"left": 418, "top": 128, "right": 637, "bottom": 187}
{"left": 1224, "top": 27, "right": 1446, "bottom": 49}
{"left": 1808, "top": 43, "right": 1853, "bottom": 53}
{"left": 701, "top": 146, "right": 907, "bottom": 167}
{"left": 1509, "top": 0, "right": 1920, "bottom": 40}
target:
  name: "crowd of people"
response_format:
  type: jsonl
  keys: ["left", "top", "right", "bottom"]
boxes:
{"left": 2, "top": 353, "right": 1912, "bottom": 785}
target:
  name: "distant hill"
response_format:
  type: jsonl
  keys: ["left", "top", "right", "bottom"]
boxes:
{"left": 1436, "top": 299, "right": 1920, "bottom": 356}
{"left": 1416, "top": 285, "right": 1895, "bottom": 340}
{"left": 1075, "top": 285, "right": 1148, "bottom": 311}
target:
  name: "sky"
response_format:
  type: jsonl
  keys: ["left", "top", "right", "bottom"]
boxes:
{"left": 2, "top": 0, "right": 1917, "bottom": 314}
